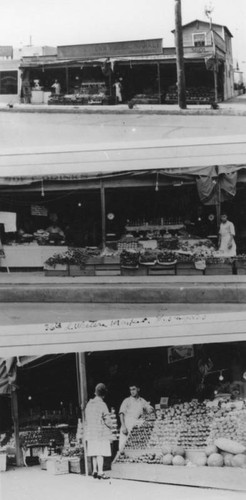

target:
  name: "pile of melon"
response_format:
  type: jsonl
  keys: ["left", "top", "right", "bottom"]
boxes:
{"left": 161, "top": 439, "right": 246, "bottom": 468}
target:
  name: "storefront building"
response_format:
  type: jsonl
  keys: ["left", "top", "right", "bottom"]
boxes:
{"left": 0, "top": 136, "right": 246, "bottom": 275}
{"left": 18, "top": 19, "right": 234, "bottom": 105}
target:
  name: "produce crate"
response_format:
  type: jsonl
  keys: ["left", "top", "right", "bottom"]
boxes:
{"left": 95, "top": 264, "right": 121, "bottom": 276}
{"left": 40, "top": 457, "right": 48, "bottom": 470}
{"left": 44, "top": 264, "right": 69, "bottom": 276}
{"left": 68, "top": 264, "right": 95, "bottom": 276}
{"left": 46, "top": 457, "right": 69, "bottom": 475}
{"left": 148, "top": 264, "right": 176, "bottom": 276}
{"left": 235, "top": 262, "right": 246, "bottom": 275}
{"left": 0, "top": 453, "right": 7, "bottom": 472}
{"left": 121, "top": 267, "right": 147, "bottom": 276}
{"left": 176, "top": 262, "right": 204, "bottom": 275}
{"left": 205, "top": 263, "right": 233, "bottom": 275}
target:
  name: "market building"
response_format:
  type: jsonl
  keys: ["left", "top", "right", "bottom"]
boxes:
{"left": 0, "top": 136, "right": 246, "bottom": 275}
{"left": 18, "top": 19, "right": 234, "bottom": 106}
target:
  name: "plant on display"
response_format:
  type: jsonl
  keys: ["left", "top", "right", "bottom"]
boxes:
{"left": 120, "top": 249, "right": 140, "bottom": 268}
{"left": 45, "top": 247, "right": 100, "bottom": 269}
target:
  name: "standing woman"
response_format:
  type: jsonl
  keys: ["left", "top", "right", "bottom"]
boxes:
{"left": 85, "top": 383, "right": 112, "bottom": 479}
{"left": 218, "top": 213, "right": 236, "bottom": 256}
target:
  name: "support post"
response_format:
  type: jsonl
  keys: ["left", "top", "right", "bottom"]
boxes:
{"left": 174, "top": 0, "right": 186, "bottom": 109}
{"left": 157, "top": 63, "right": 161, "bottom": 104}
{"left": 100, "top": 180, "right": 106, "bottom": 250}
{"left": 11, "top": 390, "right": 23, "bottom": 467}
{"left": 76, "top": 353, "right": 89, "bottom": 476}
{"left": 65, "top": 66, "right": 69, "bottom": 94}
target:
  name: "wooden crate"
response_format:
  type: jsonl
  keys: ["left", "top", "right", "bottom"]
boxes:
{"left": 95, "top": 264, "right": 121, "bottom": 276}
{"left": 205, "top": 264, "right": 233, "bottom": 275}
{"left": 235, "top": 262, "right": 246, "bottom": 275}
{"left": 68, "top": 265, "right": 95, "bottom": 276}
{"left": 46, "top": 457, "right": 69, "bottom": 475}
{"left": 44, "top": 264, "right": 69, "bottom": 276}
{"left": 176, "top": 263, "right": 204, "bottom": 275}
{"left": 121, "top": 267, "right": 148, "bottom": 276}
{"left": 148, "top": 265, "right": 176, "bottom": 276}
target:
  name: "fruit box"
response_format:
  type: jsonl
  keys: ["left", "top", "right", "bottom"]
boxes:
{"left": 46, "top": 457, "right": 69, "bottom": 475}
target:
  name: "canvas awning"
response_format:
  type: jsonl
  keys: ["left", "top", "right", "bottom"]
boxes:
{"left": 0, "top": 135, "right": 246, "bottom": 185}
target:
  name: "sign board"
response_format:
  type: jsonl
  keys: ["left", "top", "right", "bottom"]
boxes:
{"left": 57, "top": 39, "right": 163, "bottom": 60}
{"left": 1, "top": 312, "right": 246, "bottom": 357}
{"left": 167, "top": 345, "right": 194, "bottom": 364}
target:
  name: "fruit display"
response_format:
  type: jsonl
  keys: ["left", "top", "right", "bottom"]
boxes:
{"left": 115, "top": 399, "right": 246, "bottom": 468}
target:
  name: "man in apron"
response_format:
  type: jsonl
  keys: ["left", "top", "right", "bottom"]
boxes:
{"left": 118, "top": 383, "right": 153, "bottom": 452}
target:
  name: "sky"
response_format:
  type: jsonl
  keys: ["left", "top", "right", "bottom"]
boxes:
{"left": 0, "top": 0, "right": 246, "bottom": 67}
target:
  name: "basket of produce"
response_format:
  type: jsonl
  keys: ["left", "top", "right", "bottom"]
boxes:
{"left": 139, "top": 250, "right": 157, "bottom": 266}
{"left": 157, "top": 252, "right": 177, "bottom": 266}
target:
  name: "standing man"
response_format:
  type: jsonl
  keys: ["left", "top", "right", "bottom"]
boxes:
{"left": 51, "top": 79, "right": 61, "bottom": 95}
{"left": 118, "top": 383, "right": 153, "bottom": 451}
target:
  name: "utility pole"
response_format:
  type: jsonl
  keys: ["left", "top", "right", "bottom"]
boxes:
{"left": 205, "top": 4, "right": 218, "bottom": 104}
{"left": 174, "top": 0, "right": 186, "bottom": 109}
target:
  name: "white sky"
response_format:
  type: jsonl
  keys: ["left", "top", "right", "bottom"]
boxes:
{"left": 0, "top": 0, "right": 246, "bottom": 66}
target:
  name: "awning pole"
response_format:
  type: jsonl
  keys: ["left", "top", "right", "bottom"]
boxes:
{"left": 157, "top": 63, "right": 161, "bottom": 104}
{"left": 11, "top": 389, "right": 23, "bottom": 467}
{"left": 76, "top": 353, "right": 89, "bottom": 476}
{"left": 100, "top": 180, "right": 106, "bottom": 250}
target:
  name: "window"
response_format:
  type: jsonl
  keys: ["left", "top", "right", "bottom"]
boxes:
{"left": 0, "top": 71, "right": 18, "bottom": 94}
{"left": 193, "top": 33, "right": 206, "bottom": 47}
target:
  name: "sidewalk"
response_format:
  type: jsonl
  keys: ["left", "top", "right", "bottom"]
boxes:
{"left": 0, "top": 465, "right": 245, "bottom": 500}
{"left": 1, "top": 94, "right": 246, "bottom": 116}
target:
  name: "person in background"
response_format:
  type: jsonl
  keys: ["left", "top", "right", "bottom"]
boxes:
{"left": 119, "top": 382, "right": 153, "bottom": 452}
{"left": 46, "top": 213, "right": 65, "bottom": 243}
{"left": 51, "top": 79, "right": 61, "bottom": 95}
{"left": 85, "top": 383, "right": 113, "bottom": 480}
{"left": 113, "top": 80, "right": 122, "bottom": 104}
{"left": 218, "top": 213, "right": 236, "bottom": 256}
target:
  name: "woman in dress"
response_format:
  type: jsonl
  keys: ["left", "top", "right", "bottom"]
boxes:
{"left": 85, "top": 383, "right": 112, "bottom": 479}
{"left": 218, "top": 213, "right": 236, "bottom": 257}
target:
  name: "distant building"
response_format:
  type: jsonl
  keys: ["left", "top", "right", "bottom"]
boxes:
{"left": 13, "top": 45, "right": 57, "bottom": 60}
{"left": 0, "top": 46, "right": 13, "bottom": 60}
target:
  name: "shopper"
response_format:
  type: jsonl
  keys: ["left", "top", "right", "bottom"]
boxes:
{"left": 118, "top": 383, "right": 153, "bottom": 451}
{"left": 85, "top": 383, "right": 113, "bottom": 479}
{"left": 218, "top": 213, "right": 236, "bottom": 256}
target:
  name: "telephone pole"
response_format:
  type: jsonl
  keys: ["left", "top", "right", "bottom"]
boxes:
{"left": 174, "top": 0, "right": 186, "bottom": 109}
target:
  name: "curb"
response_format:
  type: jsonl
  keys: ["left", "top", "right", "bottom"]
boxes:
{"left": 1, "top": 105, "right": 246, "bottom": 117}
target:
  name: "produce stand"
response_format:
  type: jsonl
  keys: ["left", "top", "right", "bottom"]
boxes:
{"left": 111, "top": 399, "right": 246, "bottom": 491}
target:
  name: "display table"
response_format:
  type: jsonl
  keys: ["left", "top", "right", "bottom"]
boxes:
{"left": 1, "top": 245, "right": 68, "bottom": 269}
{"left": 126, "top": 224, "right": 184, "bottom": 232}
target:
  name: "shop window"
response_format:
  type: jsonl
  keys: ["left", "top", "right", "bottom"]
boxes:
{"left": 193, "top": 33, "right": 206, "bottom": 47}
{"left": 0, "top": 71, "right": 18, "bottom": 94}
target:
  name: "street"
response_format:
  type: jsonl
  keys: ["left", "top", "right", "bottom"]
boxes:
{"left": 0, "top": 465, "right": 245, "bottom": 500}
{"left": 1, "top": 106, "right": 246, "bottom": 151}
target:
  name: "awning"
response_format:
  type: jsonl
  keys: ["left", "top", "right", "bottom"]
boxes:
{"left": 1, "top": 311, "right": 246, "bottom": 358}
{"left": 0, "top": 135, "right": 246, "bottom": 185}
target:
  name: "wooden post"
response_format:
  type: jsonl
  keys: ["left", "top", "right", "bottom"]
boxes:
{"left": 100, "top": 180, "right": 106, "bottom": 250}
{"left": 11, "top": 390, "right": 23, "bottom": 467}
{"left": 157, "top": 63, "right": 161, "bottom": 104}
{"left": 174, "top": 0, "right": 186, "bottom": 109}
{"left": 76, "top": 353, "right": 89, "bottom": 475}
{"left": 65, "top": 66, "right": 69, "bottom": 94}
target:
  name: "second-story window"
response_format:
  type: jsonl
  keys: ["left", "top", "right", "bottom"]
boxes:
{"left": 193, "top": 33, "right": 206, "bottom": 47}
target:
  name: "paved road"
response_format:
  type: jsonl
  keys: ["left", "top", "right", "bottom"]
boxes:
{"left": 1, "top": 110, "right": 246, "bottom": 150}
{"left": 1, "top": 465, "right": 245, "bottom": 500}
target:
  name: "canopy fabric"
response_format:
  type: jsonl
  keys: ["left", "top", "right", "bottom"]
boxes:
{"left": 0, "top": 136, "right": 246, "bottom": 185}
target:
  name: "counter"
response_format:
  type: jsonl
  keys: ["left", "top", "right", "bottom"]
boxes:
{"left": 1, "top": 245, "right": 68, "bottom": 269}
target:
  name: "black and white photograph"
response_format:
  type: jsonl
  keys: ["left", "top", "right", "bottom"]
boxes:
{"left": 0, "top": 1, "right": 246, "bottom": 499}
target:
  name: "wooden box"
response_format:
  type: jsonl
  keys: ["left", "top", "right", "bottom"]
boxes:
{"left": 176, "top": 262, "right": 204, "bottom": 275}
{"left": 205, "top": 263, "right": 233, "bottom": 275}
{"left": 46, "top": 457, "right": 69, "bottom": 475}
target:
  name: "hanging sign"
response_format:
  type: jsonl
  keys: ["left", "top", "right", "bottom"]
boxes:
{"left": 31, "top": 205, "right": 48, "bottom": 217}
